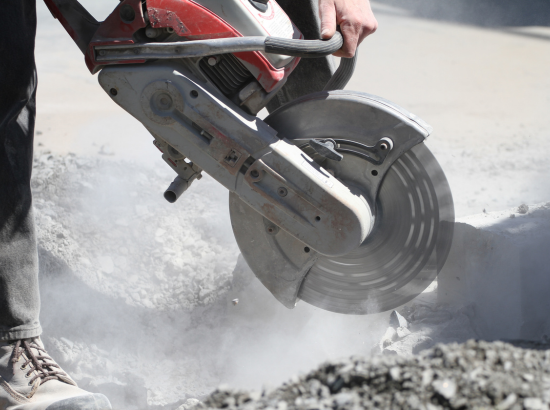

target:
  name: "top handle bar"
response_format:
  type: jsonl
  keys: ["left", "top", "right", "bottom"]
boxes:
{"left": 44, "top": 0, "right": 356, "bottom": 90}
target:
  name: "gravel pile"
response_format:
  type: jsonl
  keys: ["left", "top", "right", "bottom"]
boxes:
{"left": 200, "top": 340, "right": 550, "bottom": 410}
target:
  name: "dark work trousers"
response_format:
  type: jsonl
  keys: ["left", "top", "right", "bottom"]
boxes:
{"left": 0, "top": 0, "right": 41, "bottom": 341}
{"left": 0, "top": 0, "right": 331, "bottom": 341}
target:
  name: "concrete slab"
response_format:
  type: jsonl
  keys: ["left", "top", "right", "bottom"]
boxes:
{"left": 438, "top": 203, "right": 550, "bottom": 340}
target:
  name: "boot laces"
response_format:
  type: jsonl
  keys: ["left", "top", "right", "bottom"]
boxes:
{"left": 10, "top": 339, "right": 69, "bottom": 387}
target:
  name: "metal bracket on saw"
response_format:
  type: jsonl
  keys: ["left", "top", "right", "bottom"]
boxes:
{"left": 305, "top": 137, "right": 393, "bottom": 165}
{"left": 266, "top": 92, "right": 433, "bottom": 215}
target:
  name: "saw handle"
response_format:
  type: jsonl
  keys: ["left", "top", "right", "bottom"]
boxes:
{"left": 265, "top": 31, "right": 344, "bottom": 58}
{"left": 264, "top": 31, "right": 357, "bottom": 91}
{"left": 265, "top": 31, "right": 357, "bottom": 91}
{"left": 323, "top": 51, "right": 358, "bottom": 91}
{"left": 44, "top": 0, "right": 356, "bottom": 90}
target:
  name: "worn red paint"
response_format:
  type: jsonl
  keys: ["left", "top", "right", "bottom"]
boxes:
{"left": 146, "top": 0, "right": 296, "bottom": 92}
{"left": 86, "top": 0, "right": 147, "bottom": 73}
{"left": 47, "top": 0, "right": 300, "bottom": 91}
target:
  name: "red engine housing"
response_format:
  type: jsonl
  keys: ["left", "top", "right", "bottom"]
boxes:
{"left": 45, "top": 0, "right": 301, "bottom": 93}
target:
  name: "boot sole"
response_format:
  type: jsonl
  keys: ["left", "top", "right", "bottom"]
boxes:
{"left": 44, "top": 394, "right": 111, "bottom": 410}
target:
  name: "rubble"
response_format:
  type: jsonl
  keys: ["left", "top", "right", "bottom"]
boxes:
{"left": 199, "top": 340, "right": 550, "bottom": 410}
{"left": 389, "top": 311, "right": 409, "bottom": 329}
{"left": 374, "top": 286, "right": 478, "bottom": 357}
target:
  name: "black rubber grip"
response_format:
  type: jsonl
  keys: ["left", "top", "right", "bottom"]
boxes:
{"left": 264, "top": 31, "right": 343, "bottom": 58}
{"left": 324, "top": 51, "right": 358, "bottom": 91}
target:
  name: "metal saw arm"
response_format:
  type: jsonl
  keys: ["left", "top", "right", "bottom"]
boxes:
{"left": 99, "top": 61, "right": 374, "bottom": 257}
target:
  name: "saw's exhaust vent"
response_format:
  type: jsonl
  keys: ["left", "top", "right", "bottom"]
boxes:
{"left": 199, "top": 54, "right": 253, "bottom": 97}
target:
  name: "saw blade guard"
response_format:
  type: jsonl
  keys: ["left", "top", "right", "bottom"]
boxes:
{"left": 230, "top": 90, "right": 454, "bottom": 314}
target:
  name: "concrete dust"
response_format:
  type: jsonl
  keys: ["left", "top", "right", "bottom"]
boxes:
{"left": 33, "top": 151, "right": 238, "bottom": 311}
{"left": 32, "top": 151, "right": 388, "bottom": 410}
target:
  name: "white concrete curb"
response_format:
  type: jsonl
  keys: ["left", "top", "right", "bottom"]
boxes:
{"left": 438, "top": 203, "right": 550, "bottom": 341}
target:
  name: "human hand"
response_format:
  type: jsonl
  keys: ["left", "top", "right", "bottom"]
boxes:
{"left": 319, "top": 0, "right": 378, "bottom": 57}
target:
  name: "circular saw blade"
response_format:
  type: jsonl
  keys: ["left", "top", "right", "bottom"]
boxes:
{"left": 230, "top": 91, "right": 454, "bottom": 314}
{"left": 299, "top": 143, "right": 454, "bottom": 314}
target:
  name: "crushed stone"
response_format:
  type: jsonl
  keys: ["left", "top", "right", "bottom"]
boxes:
{"left": 199, "top": 340, "right": 550, "bottom": 410}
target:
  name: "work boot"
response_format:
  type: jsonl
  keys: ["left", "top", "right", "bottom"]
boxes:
{"left": 0, "top": 338, "right": 111, "bottom": 410}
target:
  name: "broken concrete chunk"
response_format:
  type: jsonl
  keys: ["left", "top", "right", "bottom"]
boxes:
{"left": 379, "top": 327, "right": 398, "bottom": 350}
{"left": 496, "top": 393, "right": 517, "bottom": 410}
{"left": 276, "top": 400, "right": 288, "bottom": 410}
{"left": 177, "top": 398, "right": 201, "bottom": 410}
{"left": 389, "top": 310, "right": 409, "bottom": 329}
{"left": 523, "top": 398, "right": 544, "bottom": 410}
{"left": 332, "top": 392, "right": 354, "bottom": 406}
{"left": 389, "top": 366, "right": 401, "bottom": 381}
{"left": 422, "top": 369, "right": 434, "bottom": 386}
{"left": 396, "top": 326, "right": 411, "bottom": 339}
{"left": 384, "top": 334, "right": 434, "bottom": 356}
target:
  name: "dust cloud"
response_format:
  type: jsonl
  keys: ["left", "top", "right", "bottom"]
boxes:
{"left": 33, "top": 151, "right": 388, "bottom": 409}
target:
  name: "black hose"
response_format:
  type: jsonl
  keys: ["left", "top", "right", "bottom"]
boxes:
{"left": 263, "top": 31, "right": 356, "bottom": 90}
{"left": 323, "top": 51, "right": 358, "bottom": 91}
{"left": 264, "top": 31, "right": 343, "bottom": 58}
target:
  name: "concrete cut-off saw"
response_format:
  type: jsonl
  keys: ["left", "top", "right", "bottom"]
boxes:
{"left": 45, "top": 0, "right": 454, "bottom": 314}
